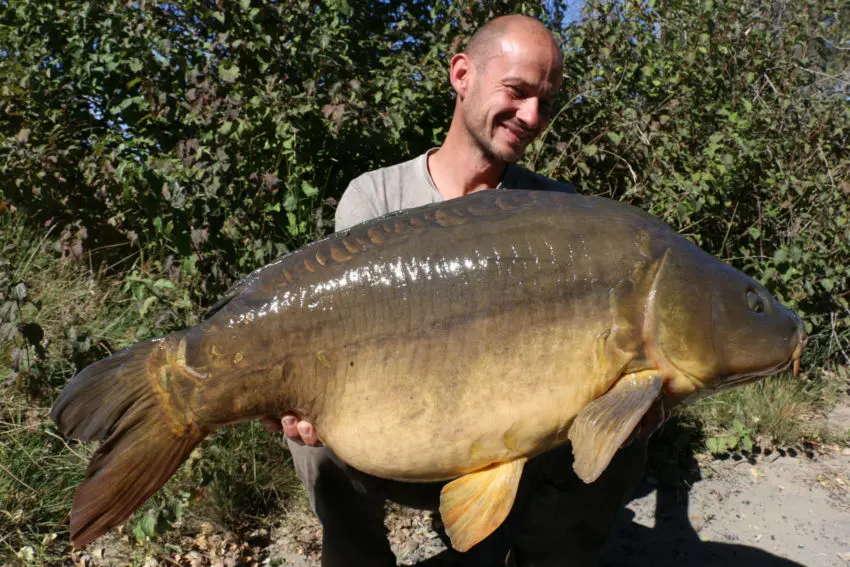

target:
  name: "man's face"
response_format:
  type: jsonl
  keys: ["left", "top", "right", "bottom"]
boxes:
{"left": 461, "top": 36, "right": 562, "bottom": 163}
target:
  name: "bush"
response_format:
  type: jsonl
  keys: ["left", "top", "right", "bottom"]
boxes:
{"left": 0, "top": 0, "right": 564, "bottom": 302}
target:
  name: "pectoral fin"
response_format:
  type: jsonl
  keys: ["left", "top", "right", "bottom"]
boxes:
{"left": 568, "top": 373, "right": 663, "bottom": 484}
{"left": 439, "top": 458, "right": 527, "bottom": 552}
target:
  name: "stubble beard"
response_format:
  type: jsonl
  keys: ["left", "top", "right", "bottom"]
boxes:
{"left": 464, "top": 113, "right": 524, "bottom": 164}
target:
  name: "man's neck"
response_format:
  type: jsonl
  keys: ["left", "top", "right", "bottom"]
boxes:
{"left": 427, "top": 131, "right": 508, "bottom": 201}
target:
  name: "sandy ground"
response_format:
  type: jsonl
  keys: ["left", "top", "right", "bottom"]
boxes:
{"left": 600, "top": 448, "right": 850, "bottom": 566}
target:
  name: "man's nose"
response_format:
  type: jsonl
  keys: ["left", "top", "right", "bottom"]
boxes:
{"left": 516, "top": 98, "right": 542, "bottom": 131}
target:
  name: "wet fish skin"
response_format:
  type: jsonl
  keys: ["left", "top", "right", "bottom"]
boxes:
{"left": 50, "top": 189, "right": 806, "bottom": 551}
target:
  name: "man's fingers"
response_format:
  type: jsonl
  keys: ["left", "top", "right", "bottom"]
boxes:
{"left": 260, "top": 416, "right": 283, "bottom": 433}
{"left": 267, "top": 413, "right": 324, "bottom": 447}
{"left": 282, "top": 415, "right": 300, "bottom": 439}
{"left": 297, "top": 420, "right": 321, "bottom": 446}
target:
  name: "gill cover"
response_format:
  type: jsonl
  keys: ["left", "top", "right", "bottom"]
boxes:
{"left": 651, "top": 245, "right": 801, "bottom": 392}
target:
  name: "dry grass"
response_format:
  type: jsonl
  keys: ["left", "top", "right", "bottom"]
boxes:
{"left": 681, "top": 365, "right": 847, "bottom": 453}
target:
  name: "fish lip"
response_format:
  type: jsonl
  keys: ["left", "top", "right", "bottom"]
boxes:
{"left": 688, "top": 346, "right": 802, "bottom": 402}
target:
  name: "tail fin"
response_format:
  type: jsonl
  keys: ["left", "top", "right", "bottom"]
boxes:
{"left": 50, "top": 337, "right": 207, "bottom": 549}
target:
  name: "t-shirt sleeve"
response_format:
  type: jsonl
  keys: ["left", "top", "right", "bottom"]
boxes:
{"left": 334, "top": 177, "right": 382, "bottom": 232}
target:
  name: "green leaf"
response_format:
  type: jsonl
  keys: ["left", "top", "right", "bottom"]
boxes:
{"left": 301, "top": 181, "right": 319, "bottom": 197}
{"left": 732, "top": 419, "right": 747, "bottom": 435}
{"left": 220, "top": 65, "right": 240, "bottom": 83}
{"left": 606, "top": 132, "right": 623, "bottom": 146}
{"left": 10, "top": 283, "right": 27, "bottom": 301}
{"left": 134, "top": 512, "right": 157, "bottom": 541}
{"left": 706, "top": 437, "right": 724, "bottom": 454}
{"left": 140, "top": 295, "right": 157, "bottom": 317}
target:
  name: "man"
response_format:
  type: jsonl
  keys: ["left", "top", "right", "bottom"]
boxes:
{"left": 263, "top": 14, "right": 661, "bottom": 566}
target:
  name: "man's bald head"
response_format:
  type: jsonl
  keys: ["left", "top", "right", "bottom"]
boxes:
{"left": 464, "top": 15, "right": 562, "bottom": 73}
{"left": 446, "top": 14, "right": 564, "bottom": 164}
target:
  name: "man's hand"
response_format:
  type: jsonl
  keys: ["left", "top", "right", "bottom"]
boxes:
{"left": 260, "top": 413, "right": 323, "bottom": 446}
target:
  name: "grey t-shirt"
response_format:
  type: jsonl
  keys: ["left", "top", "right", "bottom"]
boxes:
{"left": 334, "top": 149, "right": 577, "bottom": 231}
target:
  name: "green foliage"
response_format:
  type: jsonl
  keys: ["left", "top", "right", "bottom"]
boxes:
{"left": 131, "top": 490, "right": 190, "bottom": 545}
{"left": 705, "top": 418, "right": 755, "bottom": 455}
{"left": 684, "top": 368, "right": 844, "bottom": 455}
{"left": 0, "top": 393, "right": 88, "bottom": 566}
{"left": 0, "top": 0, "right": 564, "bottom": 304}
{"left": 0, "top": 218, "right": 299, "bottom": 563}
{"left": 187, "top": 423, "right": 301, "bottom": 530}
{"left": 2, "top": 0, "right": 845, "bottom": 363}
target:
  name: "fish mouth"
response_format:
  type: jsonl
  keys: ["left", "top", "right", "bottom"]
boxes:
{"left": 677, "top": 324, "right": 808, "bottom": 405}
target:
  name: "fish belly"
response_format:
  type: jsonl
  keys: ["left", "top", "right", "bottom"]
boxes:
{"left": 314, "top": 303, "right": 608, "bottom": 482}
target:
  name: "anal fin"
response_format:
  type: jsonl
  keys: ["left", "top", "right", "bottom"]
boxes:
{"left": 568, "top": 372, "right": 662, "bottom": 484}
{"left": 439, "top": 458, "right": 527, "bottom": 552}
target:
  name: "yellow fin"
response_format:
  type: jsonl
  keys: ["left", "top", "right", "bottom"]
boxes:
{"left": 439, "top": 458, "right": 527, "bottom": 552}
{"left": 568, "top": 372, "right": 662, "bottom": 484}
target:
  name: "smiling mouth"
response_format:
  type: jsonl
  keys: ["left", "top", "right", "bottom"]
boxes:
{"left": 502, "top": 124, "right": 532, "bottom": 144}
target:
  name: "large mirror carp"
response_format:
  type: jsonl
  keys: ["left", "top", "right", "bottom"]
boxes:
{"left": 51, "top": 189, "right": 807, "bottom": 552}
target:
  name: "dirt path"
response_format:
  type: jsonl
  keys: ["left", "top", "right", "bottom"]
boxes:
{"left": 601, "top": 448, "right": 850, "bottom": 566}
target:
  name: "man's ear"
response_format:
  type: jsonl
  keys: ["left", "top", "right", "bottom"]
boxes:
{"left": 449, "top": 53, "right": 474, "bottom": 98}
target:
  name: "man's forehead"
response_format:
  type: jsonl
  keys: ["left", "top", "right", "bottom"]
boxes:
{"left": 483, "top": 41, "right": 562, "bottom": 93}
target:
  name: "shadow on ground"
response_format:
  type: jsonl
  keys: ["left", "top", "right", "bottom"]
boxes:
{"left": 597, "top": 418, "right": 803, "bottom": 567}
{"left": 598, "top": 483, "right": 804, "bottom": 566}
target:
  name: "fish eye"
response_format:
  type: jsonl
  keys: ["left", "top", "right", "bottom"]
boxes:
{"left": 746, "top": 289, "right": 764, "bottom": 313}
